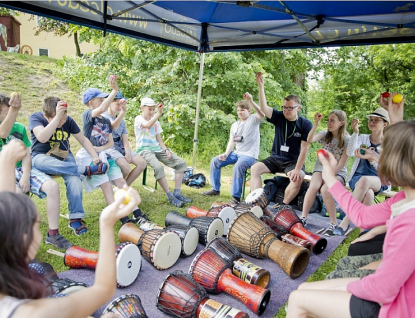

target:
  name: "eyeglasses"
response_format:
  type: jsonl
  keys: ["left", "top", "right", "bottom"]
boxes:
{"left": 368, "top": 118, "right": 384, "bottom": 123}
{"left": 281, "top": 105, "right": 299, "bottom": 111}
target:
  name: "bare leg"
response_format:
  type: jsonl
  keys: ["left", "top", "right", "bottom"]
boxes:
{"left": 250, "top": 162, "right": 270, "bottom": 190}
{"left": 321, "top": 176, "right": 344, "bottom": 225}
{"left": 100, "top": 182, "right": 116, "bottom": 205}
{"left": 284, "top": 171, "right": 305, "bottom": 204}
{"left": 41, "top": 179, "right": 61, "bottom": 230}
{"left": 174, "top": 171, "right": 184, "bottom": 190}
{"left": 301, "top": 173, "right": 323, "bottom": 218}
{"left": 157, "top": 176, "right": 171, "bottom": 194}
{"left": 115, "top": 157, "right": 132, "bottom": 180}
{"left": 126, "top": 156, "right": 146, "bottom": 186}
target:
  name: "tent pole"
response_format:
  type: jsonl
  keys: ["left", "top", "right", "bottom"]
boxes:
{"left": 192, "top": 52, "right": 205, "bottom": 173}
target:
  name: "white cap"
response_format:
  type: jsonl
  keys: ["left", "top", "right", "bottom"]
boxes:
{"left": 141, "top": 97, "right": 156, "bottom": 107}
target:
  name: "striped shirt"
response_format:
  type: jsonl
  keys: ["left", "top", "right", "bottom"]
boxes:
{"left": 134, "top": 115, "right": 163, "bottom": 153}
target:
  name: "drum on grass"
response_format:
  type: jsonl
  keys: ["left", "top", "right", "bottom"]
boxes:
{"left": 227, "top": 211, "right": 310, "bottom": 279}
{"left": 50, "top": 278, "right": 88, "bottom": 296}
{"left": 63, "top": 242, "right": 141, "bottom": 288}
{"left": 165, "top": 211, "right": 224, "bottom": 245}
{"left": 139, "top": 220, "right": 163, "bottom": 231}
{"left": 210, "top": 201, "right": 229, "bottom": 209}
{"left": 102, "top": 294, "right": 147, "bottom": 318}
{"left": 166, "top": 225, "right": 199, "bottom": 257}
{"left": 245, "top": 188, "right": 269, "bottom": 209}
{"left": 189, "top": 248, "right": 271, "bottom": 315}
{"left": 187, "top": 205, "right": 236, "bottom": 235}
{"left": 272, "top": 205, "right": 327, "bottom": 255}
{"left": 233, "top": 202, "right": 263, "bottom": 218}
{"left": 206, "top": 236, "right": 270, "bottom": 288}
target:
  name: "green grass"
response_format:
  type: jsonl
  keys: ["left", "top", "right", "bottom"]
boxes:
{"left": 1, "top": 51, "right": 355, "bottom": 317}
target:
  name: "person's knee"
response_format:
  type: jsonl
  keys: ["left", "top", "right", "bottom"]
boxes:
{"left": 132, "top": 156, "right": 147, "bottom": 170}
{"left": 251, "top": 162, "right": 262, "bottom": 176}
{"left": 152, "top": 163, "right": 165, "bottom": 179}
{"left": 175, "top": 159, "right": 187, "bottom": 172}
{"left": 355, "top": 177, "right": 369, "bottom": 190}
{"left": 116, "top": 158, "right": 131, "bottom": 174}
{"left": 41, "top": 179, "right": 60, "bottom": 196}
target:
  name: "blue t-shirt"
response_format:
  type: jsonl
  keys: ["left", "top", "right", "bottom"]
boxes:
{"left": 267, "top": 109, "right": 312, "bottom": 162}
{"left": 102, "top": 111, "right": 128, "bottom": 155}
{"left": 28, "top": 112, "right": 80, "bottom": 157}
{"left": 82, "top": 109, "right": 112, "bottom": 147}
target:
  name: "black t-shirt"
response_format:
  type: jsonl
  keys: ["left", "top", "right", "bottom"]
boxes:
{"left": 28, "top": 112, "right": 81, "bottom": 157}
{"left": 267, "top": 109, "right": 312, "bottom": 162}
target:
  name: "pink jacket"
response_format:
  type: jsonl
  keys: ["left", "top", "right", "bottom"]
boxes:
{"left": 329, "top": 182, "right": 415, "bottom": 318}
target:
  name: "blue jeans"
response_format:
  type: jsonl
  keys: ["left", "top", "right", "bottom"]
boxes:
{"left": 210, "top": 152, "right": 257, "bottom": 198}
{"left": 32, "top": 153, "right": 85, "bottom": 219}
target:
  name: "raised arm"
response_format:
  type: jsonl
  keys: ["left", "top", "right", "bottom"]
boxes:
{"left": 243, "top": 92, "right": 265, "bottom": 121}
{"left": 255, "top": 72, "right": 273, "bottom": 119}
{"left": 110, "top": 99, "right": 127, "bottom": 130}
{"left": 32, "top": 101, "right": 67, "bottom": 143}
{"left": 0, "top": 93, "right": 21, "bottom": 138}
{"left": 91, "top": 75, "right": 118, "bottom": 118}
{"left": 0, "top": 140, "right": 27, "bottom": 192}
{"left": 346, "top": 118, "right": 361, "bottom": 157}
{"left": 140, "top": 103, "right": 163, "bottom": 129}
{"left": 307, "top": 113, "right": 324, "bottom": 143}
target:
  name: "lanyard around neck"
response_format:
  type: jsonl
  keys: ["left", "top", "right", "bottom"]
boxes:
{"left": 285, "top": 119, "right": 297, "bottom": 144}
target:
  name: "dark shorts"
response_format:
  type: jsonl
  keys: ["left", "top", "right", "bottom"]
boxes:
{"left": 261, "top": 156, "right": 303, "bottom": 174}
{"left": 349, "top": 175, "right": 389, "bottom": 195}
{"left": 350, "top": 295, "right": 380, "bottom": 318}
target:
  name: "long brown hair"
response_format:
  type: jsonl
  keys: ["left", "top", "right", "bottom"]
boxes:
{"left": 0, "top": 192, "right": 46, "bottom": 299}
{"left": 324, "top": 110, "right": 348, "bottom": 148}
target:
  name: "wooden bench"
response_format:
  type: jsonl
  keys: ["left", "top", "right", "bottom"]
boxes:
{"left": 273, "top": 172, "right": 397, "bottom": 199}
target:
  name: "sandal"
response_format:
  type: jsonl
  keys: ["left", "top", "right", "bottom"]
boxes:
{"left": 68, "top": 220, "right": 88, "bottom": 235}
{"left": 85, "top": 162, "right": 108, "bottom": 179}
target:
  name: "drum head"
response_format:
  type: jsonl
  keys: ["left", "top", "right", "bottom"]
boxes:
{"left": 206, "top": 218, "right": 224, "bottom": 243}
{"left": 217, "top": 206, "right": 236, "bottom": 235}
{"left": 245, "top": 188, "right": 263, "bottom": 203}
{"left": 153, "top": 232, "right": 182, "bottom": 269}
{"left": 182, "top": 227, "right": 199, "bottom": 257}
{"left": 116, "top": 243, "right": 142, "bottom": 288}
{"left": 250, "top": 206, "right": 264, "bottom": 218}
{"left": 52, "top": 278, "right": 88, "bottom": 295}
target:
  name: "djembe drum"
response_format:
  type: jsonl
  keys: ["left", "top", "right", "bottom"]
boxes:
{"left": 271, "top": 205, "right": 327, "bottom": 254}
{"left": 227, "top": 211, "right": 310, "bottom": 279}
{"left": 138, "top": 220, "right": 199, "bottom": 257}
{"left": 210, "top": 201, "right": 229, "bottom": 209}
{"left": 206, "top": 236, "right": 271, "bottom": 288}
{"left": 102, "top": 294, "right": 148, "bottom": 318}
{"left": 118, "top": 223, "right": 181, "bottom": 270}
{"left": 165, "top": 211, "right": 224, "bottom": 245}
{"left": 186, "top": 205, "right": 236, "bottom": 235}
{"left": 63, "top": 242, "right": 141, "bottom": 288}
{"left": 157, "top": 270, "right": 249, "bottom": 318}
{"left": 260, "top": 216, "right": 313, "bottom": 253}
{"left": 233, "top": 202, "right": 263, "bottom": 218}
{"left": 245, "top": 188, "right": 269, "bottom": 209}
{"left": 50, "top": 278, "right": 88, "bottom": 296}
{"left": 189, "top": 248, "right": 271, "bottom": 315}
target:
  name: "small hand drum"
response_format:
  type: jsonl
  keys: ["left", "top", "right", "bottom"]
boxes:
{"left": 50, "top": 278, "right": 88, "bottom": 296}
{"left": 102, "top": 294, "right": 147, "bottom": 318}
{"left": 166, "top": 225, "right": 199, "bottom": 257}
{"left": 190, "top": 216, "right": 224, "bottom": 245}
{"left": 245, "top": 188, "right": 269, "bottom": 209}
{"left": 156, "top": 270, "right": 208, "bottom": 318}
{"left": 206, "top": 205, "right": 236, "bottom": 235}
{"left": 233, "top": 202, "right": 263, "bottom": 218}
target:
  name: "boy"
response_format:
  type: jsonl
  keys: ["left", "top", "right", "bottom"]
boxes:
{"left": 29, "top": 96, "right": 108, "bottom": 236}
{"left": 203, "top": 93, "right": 264, "bottom": 203}
{"left": 78, "top": 76, "right": 146, "bottom": 222}
{"left": 102, "top": 92, "right": 147, "bottom": 185}
{"left": 134, "top": 97, "right": 191, "bottom": 207}
{"left": 0, "top": 93, "right": 65, "bottom": 249}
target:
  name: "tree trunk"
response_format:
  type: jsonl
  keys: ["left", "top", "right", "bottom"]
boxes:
{"left": 74, "top": 31, "right": 81, "bottom": 57}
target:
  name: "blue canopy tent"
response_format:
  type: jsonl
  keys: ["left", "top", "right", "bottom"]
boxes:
{"left": 2, "top": 1, "right": 415, "bottom": 168}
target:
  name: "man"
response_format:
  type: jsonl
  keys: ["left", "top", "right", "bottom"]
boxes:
{"left": 250, "top": 72, "right": 312, "bottom": 205}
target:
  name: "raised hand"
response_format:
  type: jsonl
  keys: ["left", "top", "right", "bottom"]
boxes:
{"left": 109, "top": 74, "right": 119, "bottom": 91}
{"left": 255, "top": 72, "right": 264, "bottom": 87}
{"left": 350, "top": 118, "right": 359, "bottom": 134}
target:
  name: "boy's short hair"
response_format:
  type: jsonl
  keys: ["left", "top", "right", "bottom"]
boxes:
{"left": 0, "top": 93, "right": 10, "bottom": 107}
{"left": 284, "top": 94, "right": 301, "bottom": 106}
{"left": 43, "top": 97, "right": 61, "bottom": 118}
{"left": 141, "top": 97, "right": 156, "bottom": 107}
{"left": 235, "top": 100, "right": 251, "bottom": 111}
{"left": 82, "top": 88, "right": 109, "bottom": 104}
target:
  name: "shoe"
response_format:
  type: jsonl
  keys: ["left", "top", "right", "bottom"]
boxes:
{"left": 333, "top": 225, "right": 351, "bottom": 236}
{"left": 45, "top": 233, "right": 73, "bottom": 250}
{"left": 202, "top": 189, "right": 220, "bottom": 196}
{"left": 174, "top": 193, "right": 192, "bottom": 204}
{"left": 84, "top": 162, "right": 108, "bottom": 179}
{"left": 300, "top": 216, "right": 307, "bottom": 227}
{"left": 131, "top": 208, "right": 150, "bottom": 224}
{"left": 323, "top": 223, "right": 337, "bottom": 237}
{"left": 168, "top": 196, "right": 185, "bottom": 208}
{"left": 68, "top": 220, "right": 88, "bottom": 236}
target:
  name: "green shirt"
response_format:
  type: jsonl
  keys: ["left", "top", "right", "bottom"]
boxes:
{"left": 0, "top": 122, "right": 31, "bottom": 167}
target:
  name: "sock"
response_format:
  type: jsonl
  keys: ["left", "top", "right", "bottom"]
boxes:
{"left": 173, "top": 189, "right": 181, "bottom": 196}
{"left": 167, "top": 192, "right": 174, "bottom": 199}
{"left": 48, "top": 229, "right": 59, "bottom": 236}
{"left": 120, "top": 216, "right": 130, "bottom": 224}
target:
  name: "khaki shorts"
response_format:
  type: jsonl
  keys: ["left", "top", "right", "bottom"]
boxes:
{"left": 139, "top": 150, "right": 187, "bottom": 180}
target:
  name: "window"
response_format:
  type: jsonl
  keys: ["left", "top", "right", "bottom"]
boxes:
{"left": 38, "top": 48, "right": 49, "bottom": 57}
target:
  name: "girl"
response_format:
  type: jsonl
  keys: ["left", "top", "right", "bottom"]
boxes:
{"left": 334, "top": 107, "right": 389, "bottom": 236}
{"left": 287, "top": 120, "right": 415, "bottom": 318}
{"left": 0, "top": 186, "right": 140, "bottom": 318}
{"left": 300, "top": 110, "right": 349, "bottom": 236}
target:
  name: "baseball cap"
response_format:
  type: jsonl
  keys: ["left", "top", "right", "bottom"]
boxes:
{"left": 141, "top": 97, "right": 156, "bottom": 107}
{"left": 114, "top": 92, "right": 128, "bottom": 100}
{"left": 366, "top": 107, "right": 390, "bottom": 124}
{"left": 82, "top": 88, "right": 109, "bottom": 104}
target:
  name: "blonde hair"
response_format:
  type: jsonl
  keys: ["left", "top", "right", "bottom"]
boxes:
{"left": 235, "top": 100, "right": 251, "bottom": 111}
{"left": 324, "top": 110, "right": 348, "bottom": 148}
{"left": 378, "top": 120, "right": 415, "bottom": 188}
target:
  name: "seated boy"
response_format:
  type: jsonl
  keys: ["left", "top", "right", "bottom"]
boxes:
{"left": 0, "top": 92, "right": 72, "bottom": 249}
{"left": 203, "top": 94, "right": 264, "bottom": 203}
{"left": 102, "top": 92, "right": 147, "bottom": 185}
{"left": 77, "top": 76, "right": 145, "bottom": 222}
{"left": 134, "top": 97, "right": 191, "bottom": 208}
{"left": 29, "top": 96, "right": 108, "bottom": 236}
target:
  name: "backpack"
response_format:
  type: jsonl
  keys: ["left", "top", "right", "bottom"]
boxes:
{"left": 185, "top": 173, "right": 206, "bottom": 189}
{"left": 263, "top": 176, "right": 308, "bottom": 207}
